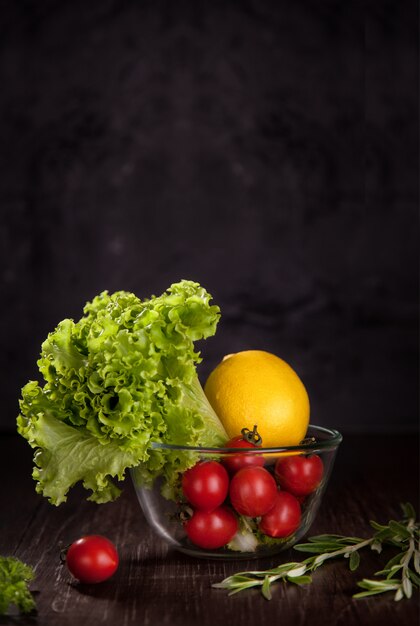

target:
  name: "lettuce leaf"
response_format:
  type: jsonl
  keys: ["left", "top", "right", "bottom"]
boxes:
{"left": 17, "top": 280, "right": 228, "bottom": 505}
{"left": 0, "top": 557, "right": 36, "bottom": 615}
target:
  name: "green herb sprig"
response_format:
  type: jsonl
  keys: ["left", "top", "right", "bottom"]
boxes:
{"left": 0, "top": 556, "right": 36, "bottom": 615}
{"left": 213, "top": 503, "right": 420, "bottom": 601}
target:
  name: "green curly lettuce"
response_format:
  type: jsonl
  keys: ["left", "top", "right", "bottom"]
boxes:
{"left": 17, "top": 280, "right": 228, "bottom": 505}
{"left": 0, "top": 557, "right": 36, "bottom": 615}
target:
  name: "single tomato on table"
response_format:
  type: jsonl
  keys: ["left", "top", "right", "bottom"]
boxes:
{"left": 65, "top": 535, "right": 119, "bottom": 584}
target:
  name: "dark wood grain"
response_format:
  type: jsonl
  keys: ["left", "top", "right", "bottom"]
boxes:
{"left": 1, "top": 433, "right": 418, "bottom": 626}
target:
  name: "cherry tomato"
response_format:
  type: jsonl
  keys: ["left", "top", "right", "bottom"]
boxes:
{"left": 184, "top": 506, "right": 238, "bottom": 549}
{"left": 66, "top": 535, "right": 119, "bottom": 583}
{"left": 223, "top": 436, "right": 264, "bottom": 474}
{"left": 229, "top": 466, "right": 277, "bottom": 517}
{"left": 182, "top": 461, "right": 229, "bottom": 511}
{"left": 275, "top": 454, "right": 324, "bottom": 496}
{"left": 259, "top": 491, "right": 301, "bottom": 538}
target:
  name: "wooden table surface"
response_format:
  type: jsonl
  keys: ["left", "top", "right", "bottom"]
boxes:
{"left": 1, "top": 432, "right": 418, "bottom": 626}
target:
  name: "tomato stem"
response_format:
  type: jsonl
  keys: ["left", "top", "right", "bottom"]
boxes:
{"left": 59, "top": 544, "right": 71, "bottom": 564}
{"left": 241, "top": 425, "right": 262, "bottom": 446}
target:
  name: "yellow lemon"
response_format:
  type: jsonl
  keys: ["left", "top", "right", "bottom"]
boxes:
{"left": 204, "top": 350, "right": 309, "bottom": 447}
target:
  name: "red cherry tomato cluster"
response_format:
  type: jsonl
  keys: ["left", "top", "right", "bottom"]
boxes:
{"left": 181, "top": 434, "right": 325, "bottom": 548}
{"left": 182, "top": 461, "right": 237, "bottom": 549}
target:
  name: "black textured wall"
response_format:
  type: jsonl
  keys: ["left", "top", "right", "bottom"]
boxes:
{"left": 1, "top": 1, "right": 418, "bottom": 432}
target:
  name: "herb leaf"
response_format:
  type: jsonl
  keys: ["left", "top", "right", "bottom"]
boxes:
{"left": 349, "top": 551, "right": 360, "bottom": 571}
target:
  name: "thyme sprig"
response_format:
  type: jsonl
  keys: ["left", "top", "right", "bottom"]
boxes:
{"left": 213, "top": 503, "right": 419, "bottom": 601}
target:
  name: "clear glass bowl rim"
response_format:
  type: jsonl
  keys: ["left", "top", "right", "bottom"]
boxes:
{"left": 149, "top": 424, "right": 342, "bottom": 455}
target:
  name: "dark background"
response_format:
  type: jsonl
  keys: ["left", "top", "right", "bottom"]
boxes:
{"left": 1, "top": 0, "right": 418, "bottom": 434}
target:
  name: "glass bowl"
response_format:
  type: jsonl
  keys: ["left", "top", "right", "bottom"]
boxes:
{"left": 130, "top": 424, "right": 342, "bottom": 559}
